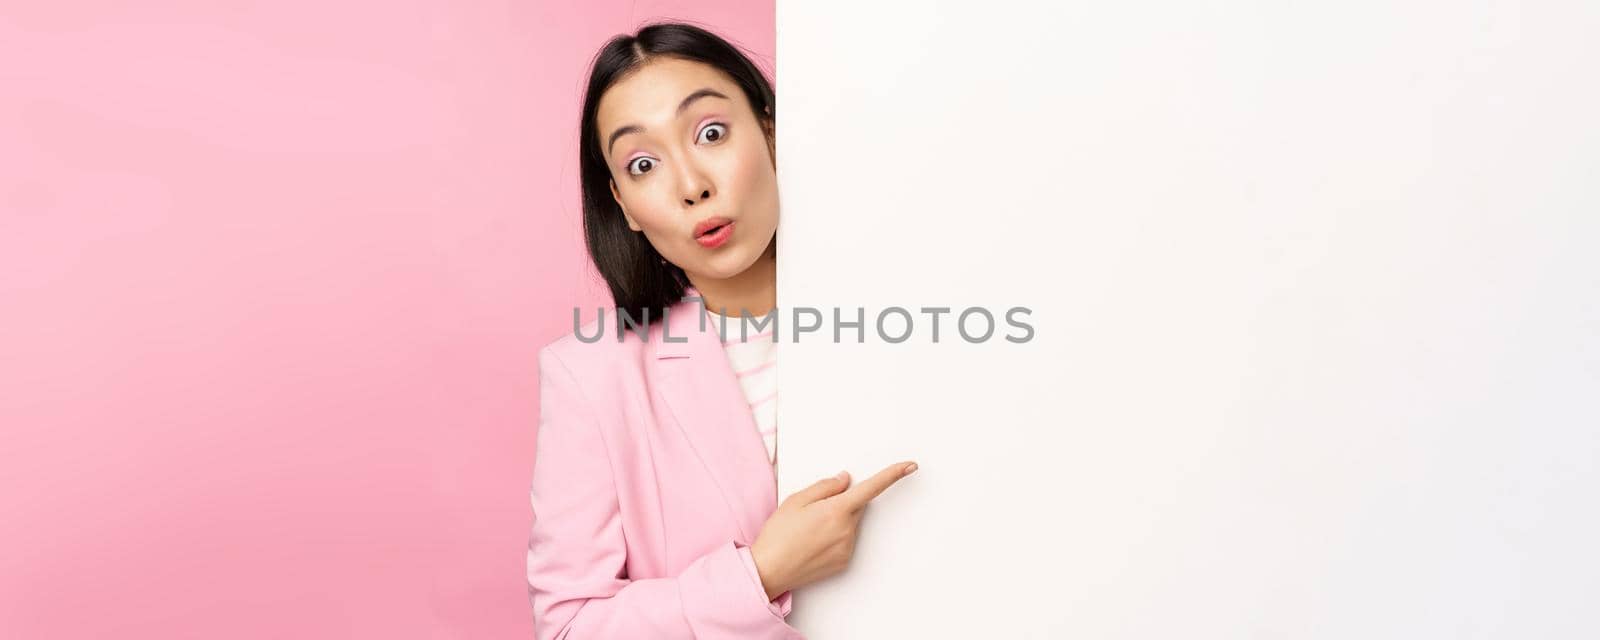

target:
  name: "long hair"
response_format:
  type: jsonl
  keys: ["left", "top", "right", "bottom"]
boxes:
{"left": 577, "top": 21, "right": 776, "bottom": 327}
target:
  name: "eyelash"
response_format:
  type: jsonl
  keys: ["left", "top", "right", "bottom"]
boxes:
{"left": 625, "top": 122, "right": 730, "bottom": 177}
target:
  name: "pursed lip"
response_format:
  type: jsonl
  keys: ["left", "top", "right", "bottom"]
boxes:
{"left": 691, "top": 216, "right": 733, "bottom": 238}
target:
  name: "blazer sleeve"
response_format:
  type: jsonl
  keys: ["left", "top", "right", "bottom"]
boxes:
{"left": 527, "top": 345, "right": 800, "bottom": 640}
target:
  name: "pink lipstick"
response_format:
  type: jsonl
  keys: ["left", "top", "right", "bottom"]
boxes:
{"left": 693, "top": 217, "right": 734, "bottom": 248}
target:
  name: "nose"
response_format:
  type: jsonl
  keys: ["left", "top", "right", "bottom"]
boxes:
{"left": 678, "top": 162, "right": 714, "bottom": 206}
{"left": 683, "top": 186, "right": 711, "bottom": 207}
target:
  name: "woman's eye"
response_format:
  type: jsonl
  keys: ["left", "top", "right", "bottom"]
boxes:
{"left": 627, "top": 157, "right": 656, "bottom": 176}
{"left": 696, "top": 122, "right": 728, "bottom": 145}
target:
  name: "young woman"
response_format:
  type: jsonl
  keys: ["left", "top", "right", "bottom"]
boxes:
{"left": 526, "top": 21, "right": 917, "bottom": 640}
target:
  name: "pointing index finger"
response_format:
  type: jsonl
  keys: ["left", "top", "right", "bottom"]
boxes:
{"left": 839, "top": 461, "right": 918, "bottom": 512}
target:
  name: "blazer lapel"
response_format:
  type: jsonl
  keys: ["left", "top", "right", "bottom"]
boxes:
{"left": 647, "top": 289, "right": 778, "bottom": 544}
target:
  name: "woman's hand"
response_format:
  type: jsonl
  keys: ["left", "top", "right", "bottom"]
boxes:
{"left": 748, "top": 461, "right": 919, "bottom": 600}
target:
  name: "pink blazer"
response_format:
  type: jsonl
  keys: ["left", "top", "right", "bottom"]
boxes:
{"left": 527, "top": 289, "right": 803, "bottom": 639}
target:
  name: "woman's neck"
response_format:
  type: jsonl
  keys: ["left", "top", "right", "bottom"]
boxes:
{"left": 687, "top": 240, "right": 777, "bottom": 318}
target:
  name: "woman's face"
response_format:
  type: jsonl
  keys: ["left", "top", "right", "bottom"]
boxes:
{"left": 597, "top": 57, "right": 778, "bottom": 282}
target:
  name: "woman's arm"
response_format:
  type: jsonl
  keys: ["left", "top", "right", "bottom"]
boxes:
{"left": 527, "top": 346, "right": 798, "bottom": 640}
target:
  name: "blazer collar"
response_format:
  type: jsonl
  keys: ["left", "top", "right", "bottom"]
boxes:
{"left": 646, "top": 286, "right": 778, "bottom": 543}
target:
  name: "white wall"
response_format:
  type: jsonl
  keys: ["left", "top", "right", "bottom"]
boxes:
{"left": 774, "top": 1, "right": 1600, "bottom": 637}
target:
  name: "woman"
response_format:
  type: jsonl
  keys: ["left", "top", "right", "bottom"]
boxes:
{"left": 525, "top": 21, "right": 917, "bottom": 640}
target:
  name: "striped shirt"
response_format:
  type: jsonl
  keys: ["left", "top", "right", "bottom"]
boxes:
{"left": 707, "top": 308, "right": 779, "bottom": 470}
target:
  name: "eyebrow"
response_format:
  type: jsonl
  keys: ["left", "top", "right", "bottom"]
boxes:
{"left": 606, "top": 88, "right": 732, "bottom": 157}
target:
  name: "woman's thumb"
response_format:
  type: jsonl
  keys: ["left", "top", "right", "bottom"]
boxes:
{"left": 785, "top": 470, "right": 851, "bottom": 506}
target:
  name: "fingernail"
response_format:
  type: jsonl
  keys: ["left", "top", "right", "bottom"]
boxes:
{"left": 835, "top": 471, "right": 848, "bottom": 481}
{"left": 904, "top": 463, "right": 918, "bottom": 476}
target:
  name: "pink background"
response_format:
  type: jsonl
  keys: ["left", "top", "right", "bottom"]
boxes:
{"left": 1, "top": 2, "right": 772, "bottom": 637}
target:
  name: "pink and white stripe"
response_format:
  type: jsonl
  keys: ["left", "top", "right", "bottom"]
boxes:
{"left": 708, "top": 309, "right": 779, "bottom": 467}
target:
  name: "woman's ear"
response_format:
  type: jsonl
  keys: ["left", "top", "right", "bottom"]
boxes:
{"left": 762, "top": 118, "right": 776, "bottom": 169}
{"left": 609, "top": 179, "right": 642, "bottom": 232}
